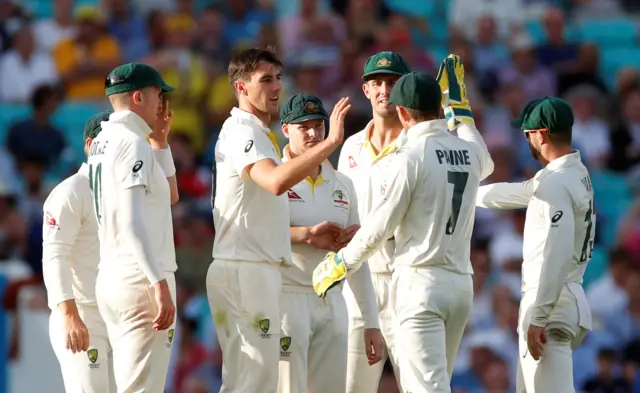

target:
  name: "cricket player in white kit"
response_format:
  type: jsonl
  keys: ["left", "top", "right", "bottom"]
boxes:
{"left": 207, "top": 48, "right": 352, "bottom": 393}
{"left": 337, "top": 51, "right": 410, "bottom": 393}
{"left": 314, "top": 57, "right": 494, "bottom": 393}
{"left": 44, "top": 111, "right": 114, "bottom": 393}
{"left": 476, "top": 97, "right": 594, "bottom": 393}
{"left": 88, "top": 63, "right": 180, "bottom": 393}
{"left": 277, "top": 93, "right": 381, "bottom": 393}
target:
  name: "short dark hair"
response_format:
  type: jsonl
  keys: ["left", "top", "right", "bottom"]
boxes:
{"left": 228, "top": 47, "right": 283, "bottom": 85}
{"left": 548, "top": 130, "right": 572, "bottom": 146}
{"left": 31, "top": 84, "right": 58, "bottom": 109}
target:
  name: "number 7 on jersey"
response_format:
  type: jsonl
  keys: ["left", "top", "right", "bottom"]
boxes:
{"left": 446, "top": 171, "right": 469, "bottom": 235}
{"left": 89, "top": 163, "right": 103, "bottom": 224}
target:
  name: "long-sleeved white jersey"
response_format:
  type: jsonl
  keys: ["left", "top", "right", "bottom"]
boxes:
{"left": 87, "top": 110, "right": 176, "bottom": 284}
{"left": 42, "top": 164, "right": 100, "bottom": 310}
{"left": 476, "top": 151, "right": 594, "bottom": 328}
{"left": 340, "top": 120, "right": 494, "bottom": 274}
{"left": 337, "top": 121, "right": 403, "bottom": 273}
{"left": 282, "top": 148, "right": 379, "bottom": 328}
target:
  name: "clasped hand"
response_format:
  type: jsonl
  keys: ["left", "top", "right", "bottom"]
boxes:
{"left": 307, "top": 221, "right": 359, "bottom": 251}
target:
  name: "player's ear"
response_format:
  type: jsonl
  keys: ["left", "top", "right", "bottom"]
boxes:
{"left": 132, "top": 90, "right": 143, "bottom": 105}
{"left": 282, "top": 124, "right": 290, "bottom": 139}
{"left": 362, "top": 82, "right": 370, "bottom": 99}
{"left": 233, "top": 80, "right": 247, "bottom": 97}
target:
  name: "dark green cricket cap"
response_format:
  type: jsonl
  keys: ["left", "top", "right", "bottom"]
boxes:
{"left": 388, "top": 72, "right": 441, "bottom": 113}
{"left": 362, "top": 51, "right": 411, "bottom": 81}
{"left": 104, "top": 63, "right": 176, "bottom": 96}
{"left": 511, "top": 97, "right": 574, "bottom": 133}
{"left": 83, "top": 110, "right": 113, "bottom": 141}
{"left": 280, "top": 93, "right": 329, "bottom": 124}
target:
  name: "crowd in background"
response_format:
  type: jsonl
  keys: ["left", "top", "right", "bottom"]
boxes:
{"left": 1, "top": 0, "right": 640, "bottom": 392}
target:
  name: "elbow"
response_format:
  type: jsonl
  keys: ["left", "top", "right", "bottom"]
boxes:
{"left": 266, "top": 179, "right": 289, "bottom": 196}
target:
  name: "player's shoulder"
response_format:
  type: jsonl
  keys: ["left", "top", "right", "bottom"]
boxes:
{"left": 333, "top": 168, "right": 356, "bottom": 192}
{"left": 534, "top": 165, "right": 591, "bottom": 207}
{"left": 342, "top": 128, "right": 368, "bottom": 154}
{"left": 44, "top": 172, "right": 87, "bottom": 209}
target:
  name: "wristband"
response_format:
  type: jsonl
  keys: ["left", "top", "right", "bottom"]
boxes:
{"left": 153, "top": 147, "right": 176, "bottom": 177}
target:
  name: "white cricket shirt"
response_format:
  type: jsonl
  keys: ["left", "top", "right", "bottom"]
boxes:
{"left": 42, "top": 164, "right": 99, "bottom": 309}
{"left": 282, "top": 147, "right": 357, "bottom": 285}
{"left": 86, "top": 111, "right": 176, "bottom": 280}
{"left": 337, "top": 121, "right": 403, "bottom": 273}
{"left": 341, "top": 121, "right": 494, "bottom": 274}
{"left": 476, "top": 151, "right": 594, "bottom": 329}
{"left": 212, "top": 108, "right": 291, "bottom": 265}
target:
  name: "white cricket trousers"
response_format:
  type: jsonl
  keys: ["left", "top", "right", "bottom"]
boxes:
{"left": 49, "top": 304, "right": 115, "bottom": 393}
{"left": 392, "top": 266, "right": 473, "bottom": 393}
{"left": 206, "top": 260, "right": 283, "bottom": 393}
{"left": 95, "top": 270, "right": 177, "bottom": 393}
{"left": 343, "top": 272, "right": 401, "bottom": 393}
{"left": 516, "top": 286, "right": 588, "bottom": 393}
{"left": 278, "top": 285, "right": 348, "bottom": 393}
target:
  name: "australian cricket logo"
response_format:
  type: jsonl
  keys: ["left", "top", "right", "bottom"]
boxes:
{"left": 258, "top": 318, "right": 271, "bottom": 339}
{"left": 280, "top": 336, "right": 292, "bottom": 357}
{"left": 333, "top": 189, "right": 348, "bottom": 208}
{"left": 376, "top": 58, "right": 392, "bottom": 67}
{"left": 304, "top": 101, "right": 319, "bottom": 113}
{"left": 167, "top": 329, "right": 174, "bottom": 348}
{"left": 87, "top": 348, "right": 99, "bottom": 369}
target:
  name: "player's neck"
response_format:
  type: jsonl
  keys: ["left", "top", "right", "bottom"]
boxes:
{"left": 540, "top": 146, "right": 573, "bottom": 168}
{"left": 239, "top": 101, "right": 271, "bottom": 127}
{"left": 370, "top": 116, "right": 402, "bottom": 152}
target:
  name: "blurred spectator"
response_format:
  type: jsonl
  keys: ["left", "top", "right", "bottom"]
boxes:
{"left": 468, "top": 244, "right": 493, "bottom": 331}
{"left": 278, "top": 0, "right": 346, "bottom": 62}
{"left": 582, "top": 348, "right": 632, "bottom": 393}
{"left": 192, "top": 6, "right": 230, "bottom": 75}
{"left": 557, "top": 43, "right": 608, "bottom": 97}
{"left": 565, "top": 84, "right": 611, "bottom": 169}
{"left": 31, "top": 0, "right": 75, "bottom": 53}
{"left": 604, "top": 266, "right": 640, "bottom": 351}
{"left": 144, "top": 13, "right": 209, "bottom": 152}
{"left": 608, "top": 84, "right": 640, "bottom": 173}
{"left": 0, "top": 19, "right": 58, "bottom": 103}
{"left": 500, "top": 33, "right": 556, "bottom": 102}
{"left": 588, "top": 248, "right": 632, "bottom": 328}
{"left": 0, "top": 0, "right": 29, "bottom": 53}
{"left": 175, "top": 207, "right": 214, "bottom": 295}
{"left": 537, "top": 6, "right": 579, "bottom": 73}
{"left": 104, "top": 0, "right": 150, "bottom": 62}
{"left": 224, "top": 0, "right": 273, "bottom": 51}
{"left": 480, "top": 358, "right": 511, "bottom": 393}
{"left": 172, "top": 316, "right": 208, "bottom": 393}
{"left": 489, "top": 210, "right": 525, "bottom": 279}
{"left": 617, "top": 199, "right": 640, "bottom": 256}
{"left": 571, "top": 0, "right": 624, "bottom": 19}
{"left": 5, "top": 84, "right": 66, "bottom": 168}
{"left": 471, "top": 16, "right": 510, "bottom": 77}
{"left": 450, "top": 0, "right": 525, "bottom": 41}
{"left": 146, "top": 9, "right": 168, "bottom": 52}
{"left": 52, "top": 5, "right": 122, "bottom": 101}
{"left": 0, "top": 182, "right": 26, "bottom": 261}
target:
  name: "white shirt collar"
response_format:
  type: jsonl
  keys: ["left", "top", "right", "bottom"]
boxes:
{"left": 545, "top": 150, "right": 582, "bottom": 171}
{"left": 397, "top": 119, "right": 448, "bottom": 148}
{"left": 230, "top": 107, "right": 271, "bottom": 134}
{"left": 106, "top": 110, "right": 152, "bottom": 138}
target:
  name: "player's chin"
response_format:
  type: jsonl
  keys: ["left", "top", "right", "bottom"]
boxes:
{"left": 267, "top": 97, "right": 279, "bottom": 112}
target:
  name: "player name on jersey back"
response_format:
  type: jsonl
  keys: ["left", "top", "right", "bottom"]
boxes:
{"left": 87, "top": 111, "right": 176, "bottom": 278}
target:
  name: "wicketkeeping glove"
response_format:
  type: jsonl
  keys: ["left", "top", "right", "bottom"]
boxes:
{"left": 436, "top": 54, "right": 475, "bottom": 130}
{"left": 312, "top": 251, "right": 347, "bottom": 298}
